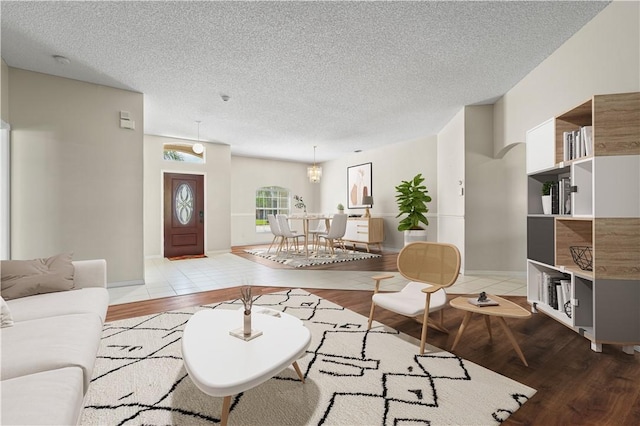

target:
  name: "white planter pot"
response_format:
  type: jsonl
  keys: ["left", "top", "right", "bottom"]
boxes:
{"left": 541, "top": 195, "right": 552, "bottom": 214}
{"left": 404, "top": 229, "right": 428, "bottom": 246}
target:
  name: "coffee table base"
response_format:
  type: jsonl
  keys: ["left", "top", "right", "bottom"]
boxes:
{"left": 451, "top": 311, "right": 529, "bottom": 367}
{"left": 218, "top": 361, "right": 305, "bottom": 426}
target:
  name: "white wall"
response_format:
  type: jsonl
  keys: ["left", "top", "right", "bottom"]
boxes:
{"left": 8, "top": 69, "right": 144, "bottom": 284}
{"left": 230, "top": 156, "right": 320, "bottom": 246}
{"left": 465, "top": 106, "right": 526, "bottom": 274}
{"left": 437, "top": 108, "right": 466, "bottom": 268}
{"left": 143, "top": 134, "right": 231, "bottom": 257}
{"left": 494, "top": 0, "right": 640, "bottom": 154}
{"left": 321, "top": 135, "right": 438, "bottom": 249}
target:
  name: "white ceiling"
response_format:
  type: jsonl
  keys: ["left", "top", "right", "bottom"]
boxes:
{"left": 1, "top": 1, "right": 610, "bottom": 163}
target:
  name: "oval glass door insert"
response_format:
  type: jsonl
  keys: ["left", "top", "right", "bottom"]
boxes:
{"left": 175, "top": 183, "right": 194, "bottom": 225}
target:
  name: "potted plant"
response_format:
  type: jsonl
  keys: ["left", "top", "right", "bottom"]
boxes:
{"left": 541, "top": 181, "right": 553, "bottom": 214}
{"left": 396, "top": 173, "right": 432, "bottom": 245}
{"left": 337, "top": 203, "right": 344, "bottom": 214}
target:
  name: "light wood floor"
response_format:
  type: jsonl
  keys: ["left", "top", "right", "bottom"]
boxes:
{"left": 106, "top": 249, "right": 639, "bottom": 425}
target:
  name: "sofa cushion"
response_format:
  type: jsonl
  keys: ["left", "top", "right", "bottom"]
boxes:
{"left": 1, "top": 313, "right": 103, "bottom": 393}
{"left": 1, "top": 296, "right": 14, "bottom": 327}
{"left": 1, "top": 367, "right": 84, "bottom": 425}
{"left": 7, "top": 287, "right": 109, "bottom": 323}
{"left": 1, "top": 253, "right": 75, "bottom": 300}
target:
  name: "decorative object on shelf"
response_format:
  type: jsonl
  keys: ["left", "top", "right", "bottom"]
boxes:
{"left": 347, "top": 162, "right": 372, "bottom": 209}
{"left": 570, "top": 246, "right": 593, "bottom": 271}
{"left": 362, "top": 196, "right": 373, "bottom": 218}
{"left": 563, "top": 300, "right": 572, "bottom": 318}
{"left": 541, "top": 181, "right": 554, "bottom": 215}
{"left": 307, "top": 145, "right": 322, "bottom": 183}
{"left": 293, "top": 195, "right": 306, "bottom": 213}
{"left": 396, "top": 173, "right": 431, "bottom": 245}
{"left": 229, "top": 286, "right": 262, "bottom": 341}
{"left": 337, "top": 203, "right": 344, "bottom": 214}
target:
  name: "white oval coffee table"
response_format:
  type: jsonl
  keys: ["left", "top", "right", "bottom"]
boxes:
{"left": 182, "top": 307, "right": 311, "bottom": 426}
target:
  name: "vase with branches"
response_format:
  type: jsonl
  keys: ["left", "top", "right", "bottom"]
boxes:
{"left": 293, "top": 195, "right": 306, "bottom": 213}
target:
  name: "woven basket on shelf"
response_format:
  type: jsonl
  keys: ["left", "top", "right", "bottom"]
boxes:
{"left": 569, "top": 246, "right": 593, "bottom": 271}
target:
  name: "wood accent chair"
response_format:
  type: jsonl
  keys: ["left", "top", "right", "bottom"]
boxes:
{"left": 367, "top": 241, "right": 461, "bottom": 354}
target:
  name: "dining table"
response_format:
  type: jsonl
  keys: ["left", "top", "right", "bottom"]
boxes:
{"left": 286, "top": 214, "right": 333, "bottom": 258}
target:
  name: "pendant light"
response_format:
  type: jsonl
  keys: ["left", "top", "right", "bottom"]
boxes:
{"left": 307, "top": 145, "right": 322, "bottom": 183}
{"left": 192, "top": 121, "right": 204, "bottom": 155}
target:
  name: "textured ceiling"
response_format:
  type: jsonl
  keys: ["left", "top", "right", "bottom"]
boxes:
{"left": 1, "top": 1, "right": 610, "bottom": 163}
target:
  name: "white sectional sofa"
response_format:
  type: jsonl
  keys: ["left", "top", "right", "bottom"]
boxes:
{"left": 1, "top": 259, "right": 109, "bottom": 425}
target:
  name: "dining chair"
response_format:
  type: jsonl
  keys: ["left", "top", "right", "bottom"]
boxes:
{"left": 276, "top": 214, "right": 303, "bottom": 255}
{"left": 367, "top": 241, "right": 461, "bottom": 354}
{"left": 266, "top": 214, "right": 283, "bottom": 253}
{"left": 317, "top": 214, "right": 347, "bottom": 255}
{"left": 308, "top": 219, "right": 327, "bottom": 249}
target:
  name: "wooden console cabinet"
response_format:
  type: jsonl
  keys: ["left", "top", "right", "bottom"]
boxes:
{"left": 343, "top": 217, "right": 384, "bottom": 252}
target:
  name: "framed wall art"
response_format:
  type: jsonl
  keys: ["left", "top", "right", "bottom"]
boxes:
{"left": 347, "top": 162, "right": 372, "bottom": 209}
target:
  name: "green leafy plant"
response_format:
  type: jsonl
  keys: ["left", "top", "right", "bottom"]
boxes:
{"left": 337, "top": 203, "right": 344, "bottom": 211}
{"left": 395, "top": 173, "right": 432, "bottom": 231}
{"left": 541, "top": 181, "right": 554, "bottom": 196}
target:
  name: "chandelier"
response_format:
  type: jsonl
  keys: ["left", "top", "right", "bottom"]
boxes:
{"left": 307, "top": 145, "right": 322, "bottom": 183}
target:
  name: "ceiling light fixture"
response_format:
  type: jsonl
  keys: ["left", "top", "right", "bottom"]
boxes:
{"left": 307, "top": 145, "right": 322, "bottom": 183}
{"left": 193, "top": 121, "right": 204, "bottom": 154}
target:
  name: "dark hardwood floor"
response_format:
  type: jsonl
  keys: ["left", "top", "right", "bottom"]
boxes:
{"left": 107, "top": 247, "right": 639, "bottom": 425}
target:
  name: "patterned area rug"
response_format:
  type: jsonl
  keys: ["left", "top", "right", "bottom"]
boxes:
{"left": 80, "top": 289, "right": 535, "bottom": 425}
{"left": 244, "top": 247, "right": 381, "bottom": 268}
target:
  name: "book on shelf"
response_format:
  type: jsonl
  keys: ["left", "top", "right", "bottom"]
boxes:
{"left": 540, "top": 272, "right": 568, "bottom": 309}
{"left": 550, "top": 181, "right": 560, "bottom": 214}
{"left": 563, "top": 126, "right": 593, "bottom": 161}
{"left": 559, "top": 175, "right": 571, "bottom": 215}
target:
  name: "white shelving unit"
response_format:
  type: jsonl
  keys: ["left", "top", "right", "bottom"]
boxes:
{"left": 525, "top": 92, "right": 640, "bottom": 354}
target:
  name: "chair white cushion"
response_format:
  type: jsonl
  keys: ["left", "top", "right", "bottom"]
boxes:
{"left": 372, "top": 281, "right": 447, "bottom": 317}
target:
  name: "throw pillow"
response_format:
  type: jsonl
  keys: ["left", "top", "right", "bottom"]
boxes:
{"left": 1, "top": 253, "right": 75, "bottom": 300}
{"left": 0, "top": 296, "right": 14, "bottom": 327}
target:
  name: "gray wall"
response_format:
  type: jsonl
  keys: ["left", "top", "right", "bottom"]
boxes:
{"left": 7, "top": 69, "right": 144, "bottom": 284}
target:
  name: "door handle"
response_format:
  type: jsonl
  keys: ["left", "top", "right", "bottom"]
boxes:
{"left": 199, "top": 211, "right": 204, "bottom": 223}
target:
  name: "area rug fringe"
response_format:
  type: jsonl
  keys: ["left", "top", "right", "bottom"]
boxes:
{"left": 245, "top": 247, "right": 381, "bottom": 268}
{"left": 80, "top": 289, "right": 535, "bottom": 425}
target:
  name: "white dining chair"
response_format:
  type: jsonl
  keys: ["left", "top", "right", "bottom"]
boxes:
{"left": 266, "top": 214, "right": 283, "bottom": 253}
{"left": 317, "top": 214, "right": 347, "bottom": 255}
{"left": 308, "top": 219, "right": 327, "bottom": 249}
{"left": 276, "top": 214, "right": 303, "bottom": 255}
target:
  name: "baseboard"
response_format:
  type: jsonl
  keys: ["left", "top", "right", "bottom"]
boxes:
{"left": 206, "top": 249, "right": 231, "bottom": 256}
{"left": 463, "top": 270, "right": 526, "bottom": 278}
{"left": 107, "top": 279, "right": 145, "bottom": 289}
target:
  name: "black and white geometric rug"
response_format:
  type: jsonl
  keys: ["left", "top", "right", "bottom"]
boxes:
{"left": 244, "top": 247, "right": 381, "bottom": 268}
{"left": 80, "top": 289, "right": 535, "bottom": 425}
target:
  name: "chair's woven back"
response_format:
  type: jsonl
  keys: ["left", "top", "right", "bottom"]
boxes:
{"left": 397, "top": 242, "right": 461, "bottom": 287}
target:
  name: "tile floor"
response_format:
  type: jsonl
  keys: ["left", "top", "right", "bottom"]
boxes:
{"left": 107, "top": 253, "right": 527, "bottom": 305}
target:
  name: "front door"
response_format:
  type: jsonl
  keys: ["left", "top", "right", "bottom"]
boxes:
{"left": 163, "top": 173, "right": 204, "bottom": 258}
